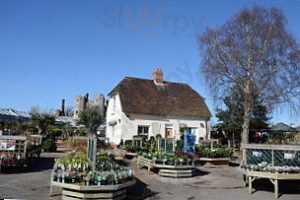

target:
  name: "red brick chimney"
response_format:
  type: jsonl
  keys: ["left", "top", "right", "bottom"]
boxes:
{"left": 153, "top": 68, "right": 163, "bottom": 84}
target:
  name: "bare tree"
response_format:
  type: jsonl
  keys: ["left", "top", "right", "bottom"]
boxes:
{"left": 64, "top": 106, "right": 74, "bottom": 117}
{"left": 198, "top": 6, "right": 300, "bottom": 144}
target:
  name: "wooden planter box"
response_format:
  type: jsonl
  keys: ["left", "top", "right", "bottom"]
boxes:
{"left": 125, "top": 152, "right": 137, "bottom": 158}
{"left": 50, "top": 179, "right": 135, "bottom": 200}
{"left": 199, "top": 157, "right": 229, "bottom": 167}
{"left": 158, "top": 168, "right": 195, "bottom": 178}
{"left": 137, "top": 156, "right": 195, "bottom": 178}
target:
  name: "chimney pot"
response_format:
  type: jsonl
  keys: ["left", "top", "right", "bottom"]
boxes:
{"left": 153, "top": 68, "right": 163, "bottom": 84}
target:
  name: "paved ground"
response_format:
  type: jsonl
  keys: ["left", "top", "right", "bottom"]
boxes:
{"left": 1, "top": 148, "right": 300, "bottom": 200}
{"left": 128, "top": 158, "right": 300, "bottom": 200}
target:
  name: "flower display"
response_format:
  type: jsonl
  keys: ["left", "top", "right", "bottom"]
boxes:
{"left": 53, "top": 151, "right": 133, "bottom": 186}
{"left": 241, "top": 162, "right": 300, "bottom": 174}
{"left": 138, "top": 151, "right": 193, "bottom": 166}
{"left": 198, "top": 146, "right": 233, "bottom": 158}
{"left": 0, "top": 153, "right": 26, "bottom": 167}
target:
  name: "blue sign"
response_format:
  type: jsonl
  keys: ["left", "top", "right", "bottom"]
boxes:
{"left": 183, "top": 130, "right": 196, "bottom": 155}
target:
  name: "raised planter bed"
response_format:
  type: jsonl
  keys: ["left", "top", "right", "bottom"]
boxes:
{"left": 125, "top": 152, "right": 137, "bottom": 158}
{"left": 137, "top": 156, "right": 195, "bottom": 178}
{"left": 199, "top": 157, "right": 229, "bottom": 167}
{"left": 50, "top": 151, "right": 135, "bottom": 199}
{"left": 158, "top": 169, "right": 194, "bottom": 178}
{"left": 51, "top": 179, "right": 135, "bottom": 200}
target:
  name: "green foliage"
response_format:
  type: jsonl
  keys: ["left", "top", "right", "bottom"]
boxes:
{"left": 179, "top": 126, "right": 188, "bottom": 134}
{"left": 215, "top": 87, "right": 271, "bottom": 143}
{"left": 124, "top": 140, "right": 132, "bottom": 148}
{"left": 18, "top": 121, "right": 38, "bottom": 134}
{"left": 125, "top": 145, "right": 141, "bottom": 152}
{"left": 198, "top": 145, "right": 233, "bottom": 158}
{"left": 30, "top": 106, "right": 56, "bottom": 136}
{"left": 54, "top": 151, "right": 132, "bottom": 185}
{"left": 42, "top": 139, "right": 57, "bottom": 152}
{"left": 265, "top": 131, "right": 300, "bottom": 145}
{"left": 74, "top": 127, "right": 88, "bottom": 137}
{"left": 55, "top": 151, "right": 92, "bottom": 170}
{"left": 175, "top": 139, "right": 184, "bottom": 151}
{"left": 155, "top": 134, "right": 162, "bottom": 140}
{"left": 140, "top": 151, "right": 194, "bottom": 166}
{"left": 77, "top": 105, "right": 105, "bottom": 136}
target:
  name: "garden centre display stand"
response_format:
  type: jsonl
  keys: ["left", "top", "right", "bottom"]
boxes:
{"left": 199, "top": 157, "right": 229, "bottom": 167}
{"left": 243, "top": 170, "right": 300, "bottom": 200}
{"left": 241, "top": 144, "right": 300, "bottom": 200}
{"left": 50, "top": 178, "right": 135, "bottom": 200}
{"left": 137, "top": 156, "right": 195, "bottom": 178}
{"left": 0, "top": 136, "right": 28, "bottom": 172}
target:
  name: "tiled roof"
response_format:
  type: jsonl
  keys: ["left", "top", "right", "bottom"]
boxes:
{"left": 271, "top": 123, "right": 295, "bottom": 131}
{"left": 108, "top": 77, "right": 211, "bottom": 118}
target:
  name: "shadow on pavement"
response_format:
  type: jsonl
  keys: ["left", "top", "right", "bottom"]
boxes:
{"left": 0, "top": 156, "right": 55, "bottom": 174}
{"left": 194, "top": 168, "right": 210, "bottom": 176}
{"left": 116, "top": 159, "right": 131, "bottom": 167}
{"left": 127, "top": 177, "right": 157, "bottom": 200}
{"left": 252, "top": 179, "right": 300, "bottom": 197}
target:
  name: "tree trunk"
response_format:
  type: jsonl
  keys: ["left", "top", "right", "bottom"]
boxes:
{"left": 242, "top": 94, "right": 252, "bottom": 144}
{"left": 227, "top": 139, "right": 231, "bottom": 149}
{"left": 233, "top": 132, "right": 235, "bottom": 150}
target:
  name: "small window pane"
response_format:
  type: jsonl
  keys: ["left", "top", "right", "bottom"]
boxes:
{"left": 138, "top": 127, "right": 143, "bottom": 134}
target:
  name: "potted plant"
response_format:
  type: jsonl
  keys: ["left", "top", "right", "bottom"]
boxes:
{"left": 101, "top": 174, "right": 107, "bottom": 185}
{"left": 85, "top": 174, "right": 91, "bottom": 186}
{"left": 57, "top": 169, "right": 62, "bottom": 182}
{"left": 152, "top": 157, "right": 157, "bottom": 164}
{"left": 69, "top": 171, "right": 77, "bottom": 183}
{"left": 96, "top": 173, "right": 102, "bottom": 185}
{"left": 178, "top": 158, "right": 184, "bottom": 165}
{"left": 107, "top": 174, "right": 116, "bottom": 185}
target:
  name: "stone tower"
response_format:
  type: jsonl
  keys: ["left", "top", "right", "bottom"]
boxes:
{"left": 93, "top": 94, "right": 105, "bottom": 116}
{"left": 73, "top": 93, "right": 106, "bottom": 119}
{"left": 74, "top": 95, "right": 85, "bottom": 119}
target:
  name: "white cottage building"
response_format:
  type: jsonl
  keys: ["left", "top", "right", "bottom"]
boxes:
{"left": 106, "top": 69, "right": 212, "bottom": 144}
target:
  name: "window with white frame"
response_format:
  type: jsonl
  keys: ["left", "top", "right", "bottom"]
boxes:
{"left": 187, "top": 127, "right": 197, "bottom": 135}
{"left": 138, "top": 125, "right": 149, "bottom": 137}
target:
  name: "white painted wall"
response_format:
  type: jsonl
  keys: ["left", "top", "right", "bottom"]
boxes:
{"left": 106, "top": 93, "right": 210, "bottom": 144}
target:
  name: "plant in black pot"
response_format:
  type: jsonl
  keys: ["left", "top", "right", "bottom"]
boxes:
{"left": 69, "top": 171, "right": 77, "bottom": 183}
{"left": 101, "top": 174, "right": 107, "bottom": 185}
{"left": 85, "top": 174, "right": 91, "bottom": 186}
{"left": 107, "top": 174, "right": 116, "bottom": 185}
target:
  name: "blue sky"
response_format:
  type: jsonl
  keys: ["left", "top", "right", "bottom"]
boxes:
{"left": 1, "top": 0, "right": 300, "bottom": 125}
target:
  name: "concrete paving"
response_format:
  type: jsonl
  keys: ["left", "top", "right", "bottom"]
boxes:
{"left": 0, "top": 149, "right": 300, "bottom": 200}
{"left": 127, "top": 158, "right": 300, "bottom": 200}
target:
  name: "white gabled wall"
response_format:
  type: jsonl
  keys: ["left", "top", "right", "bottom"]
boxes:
{"left": 106, "top": 93, "right": 210, "bottom": 145}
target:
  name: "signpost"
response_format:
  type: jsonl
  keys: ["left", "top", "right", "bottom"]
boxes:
{"left": 87, "top": 135, "right": 97, "bottom": 171}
